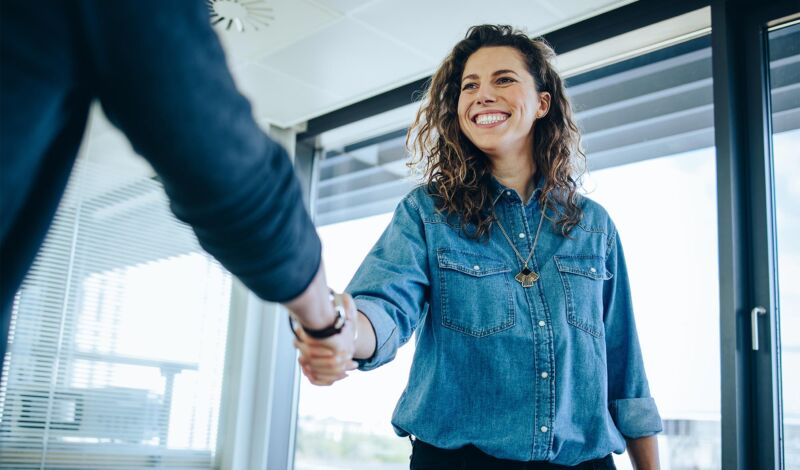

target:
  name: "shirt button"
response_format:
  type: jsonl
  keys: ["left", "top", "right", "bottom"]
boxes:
{"left": 540, "top": 426, "right": 548, "bottom": 433}
{"left": 589, "top": 267, "right": 597, "bottom": 273}
{"left": 540, "top": 372, "right": 549, "bottom": 379}
{"left": 538, "top": 320, "right": 546, "bottom": 327}
{"left": 518, "top": 233, "right": 526, "bottom": 238}
{"left": 473, "top": 265, "right": 481, "bottom": 271}
{"left": 506, "top": 191, "right": 512, "bottom": 196}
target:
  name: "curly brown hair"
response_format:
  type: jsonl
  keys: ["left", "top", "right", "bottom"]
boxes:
{"left": 408, "top": 24, "right": 585, "bottom": 239}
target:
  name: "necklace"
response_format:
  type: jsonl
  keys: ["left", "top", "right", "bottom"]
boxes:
{"left": 494, "top": 205, "right": 547, "bottom": 288}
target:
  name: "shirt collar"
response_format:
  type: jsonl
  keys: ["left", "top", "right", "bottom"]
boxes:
{"left": 490, "top": 173, "right": 545, "bottom": 206}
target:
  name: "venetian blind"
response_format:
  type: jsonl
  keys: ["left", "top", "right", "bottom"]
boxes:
{"left": 0, "top": 157, "right": 232, "bottom": 469}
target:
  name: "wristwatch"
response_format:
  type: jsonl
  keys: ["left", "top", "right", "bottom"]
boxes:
{"left": 289, "top": 291, "right": 347, "bottom": 340}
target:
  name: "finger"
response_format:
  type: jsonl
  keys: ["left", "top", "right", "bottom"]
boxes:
{"left": 300, "top": 358, "right": 345, "bottom": 379}
{"left": 303, "top": 366, "right": 342, "bottom": 386}
{"left": 301, "top": 358, "right": 351, "bottom": 380}
{"left": 295, "top": 340, "right": 336, "bottom": 358}
{"left": 305, "top": 356, "right": 349, "bottom": 373}
{"left": 310, "top": 372, "right": 348, "bottom": 385}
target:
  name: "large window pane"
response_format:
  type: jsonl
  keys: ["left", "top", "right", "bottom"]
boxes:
{"left": 769, "top": 20, "right": 800, "bottom": 469}
{"left": 587, "top": 149, "right": 720, "bottom": 469}
{"left": 295, "top": 213, "right": 414, "bottom": 470}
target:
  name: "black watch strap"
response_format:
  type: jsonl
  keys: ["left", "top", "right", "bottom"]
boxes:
{"left": 289, "top": 292, "right": 347, "bottom": 340}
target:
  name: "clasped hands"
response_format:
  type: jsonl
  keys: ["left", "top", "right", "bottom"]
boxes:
{"left": 293, "top": 292, "right": 360, "bottom": 386}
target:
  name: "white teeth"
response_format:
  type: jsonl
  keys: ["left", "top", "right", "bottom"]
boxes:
{"left": 475, "top": 113, "right": 508, "bottom": 125}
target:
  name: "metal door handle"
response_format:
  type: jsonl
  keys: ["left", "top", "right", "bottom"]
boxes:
{"left": 751, "top": 306, "right": 767, "bottom": 351}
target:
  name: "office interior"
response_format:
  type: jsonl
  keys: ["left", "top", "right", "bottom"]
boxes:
{"left": 0, "top": 0, "right": 798, "bottom": 469}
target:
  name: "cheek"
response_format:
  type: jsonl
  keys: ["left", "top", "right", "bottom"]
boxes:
{"left": 456, "top": 99, "right": 468, "bottom": 122}
{"left": 516, "top": 97, "right": 536, "bottom": 127}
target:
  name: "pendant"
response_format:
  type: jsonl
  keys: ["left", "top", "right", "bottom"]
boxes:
{"left": 514, "top": 267, "right": 539, "bottom": 287}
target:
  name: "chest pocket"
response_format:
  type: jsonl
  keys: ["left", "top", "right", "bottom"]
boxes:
{"left": 554, "top": 255, "right": 612, "bottom": 338}
{"left": 436, "top": 249, "right": 515, "bottom": 337}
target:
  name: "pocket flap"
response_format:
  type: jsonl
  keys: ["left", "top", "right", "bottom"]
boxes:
{"left": 554, "top": 255, "right": 612, "bottom": 280}
{"left": 437, "top": 249, "right": 510, "bottom": 277}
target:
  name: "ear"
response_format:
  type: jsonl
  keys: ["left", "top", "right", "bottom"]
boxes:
{"left": 536, "top": 92, "right": 552, "bottom": 118}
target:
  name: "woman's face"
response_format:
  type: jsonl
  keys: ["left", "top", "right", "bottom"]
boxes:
{"left": 457, "top": 46, "right": 550, "bottom": 161}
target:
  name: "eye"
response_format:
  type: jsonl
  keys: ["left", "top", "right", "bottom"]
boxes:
{"left": 461, "top": 82, "right": 478, "bottom": 91}
{"left": 497, "top": 76, "right": 516, "bottom": 85}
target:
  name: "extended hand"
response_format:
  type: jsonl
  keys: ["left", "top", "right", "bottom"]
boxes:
{"left": 294, "top": 293, "right": 359, "bottom": 386}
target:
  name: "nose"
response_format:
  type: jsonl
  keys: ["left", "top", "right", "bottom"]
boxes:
{"left": 475, "top": 86, "right": 496, "bottom": 105}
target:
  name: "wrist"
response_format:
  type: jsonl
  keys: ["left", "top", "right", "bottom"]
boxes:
{"left": 290, "top": 291, "right": 348, "bottom": 340}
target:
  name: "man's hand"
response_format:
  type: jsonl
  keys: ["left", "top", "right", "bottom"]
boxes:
{"left": 294, "top": 293, "right": 359, "bottom": 386}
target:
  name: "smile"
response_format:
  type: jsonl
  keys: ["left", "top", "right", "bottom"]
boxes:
{"left": 473, "top": 113, "right": 509, "bottom": 126}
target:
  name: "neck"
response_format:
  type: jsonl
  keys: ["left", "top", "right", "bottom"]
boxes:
{"left": 491, "top": 155, "right": 537, "bottom": 203}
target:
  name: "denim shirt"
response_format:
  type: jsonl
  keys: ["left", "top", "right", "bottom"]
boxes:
{"left": 347, "top": 177, "right": 663, "bottom": 465}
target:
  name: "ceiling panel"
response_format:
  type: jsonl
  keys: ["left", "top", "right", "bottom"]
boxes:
{"left": 309, "top": 0, "right": 377, "bottom": 14}
{"left": 256, "top": 17, "right": 434, "bottom": 124}
{"left": 235, "top": 62, "right": 340, "bottom": 126}
{"left": 352, "top": 0, "right": 630, "bottom": 65}
{"left": 212, "top": 0, "right": 340, "bottom": 64}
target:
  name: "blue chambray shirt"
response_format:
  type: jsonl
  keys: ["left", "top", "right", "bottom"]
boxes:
{"left": 347, "top": 176, "right": 662, "bottom": 466}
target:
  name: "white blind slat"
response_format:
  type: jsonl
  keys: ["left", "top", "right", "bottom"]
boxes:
{"left": 1, "top": 157, "right": 232, "bottom": 469}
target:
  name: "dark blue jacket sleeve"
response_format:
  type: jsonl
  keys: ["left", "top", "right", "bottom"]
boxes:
{"left": 77, "top": 0, "right": 321, "bottom": 302}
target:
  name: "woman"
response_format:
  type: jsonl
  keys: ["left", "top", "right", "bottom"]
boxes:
{"left": 295, "top": 24, "right": 662, "bottom": 470}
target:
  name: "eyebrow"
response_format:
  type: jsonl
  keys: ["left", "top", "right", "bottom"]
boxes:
{"left": 461, "top": 69, "right": 520, "bottom": 83}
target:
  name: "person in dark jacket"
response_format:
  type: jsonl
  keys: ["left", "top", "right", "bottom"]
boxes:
{"left": 0, "top": 0, "right": 356, "bottom": 371}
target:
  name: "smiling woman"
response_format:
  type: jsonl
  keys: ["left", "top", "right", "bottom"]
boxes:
{"left": 296, "top": 24, "right": 662, "bottom": 470}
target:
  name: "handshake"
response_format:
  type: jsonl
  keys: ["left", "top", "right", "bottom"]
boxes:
{"left": 290, "top": 291, "right": 368, "bottom": 386}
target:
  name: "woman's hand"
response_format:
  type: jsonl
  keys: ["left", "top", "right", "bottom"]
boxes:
{"left": 294, "top": 293, "right": 360, "bottom": 386}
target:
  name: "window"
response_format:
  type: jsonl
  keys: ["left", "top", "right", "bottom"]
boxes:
{"left": 0, "top": 151, "right": 231, "bottom": 468}
{"left": 587, "top": 149, "right": 720, "bottom": 469}
{"left": 295, "top": 118, "right": 420, "bottom": 470}
{"left": 568, "top": 35, "right": 721, "bottom": 469}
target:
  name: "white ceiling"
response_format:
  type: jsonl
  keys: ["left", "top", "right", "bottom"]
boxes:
{"left": 216, "top": 0, "right": 637, "bottom": 128}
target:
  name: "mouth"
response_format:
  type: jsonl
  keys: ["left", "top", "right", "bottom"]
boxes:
{"left": 472, "top": 112, "right": 510, "bottom": 127}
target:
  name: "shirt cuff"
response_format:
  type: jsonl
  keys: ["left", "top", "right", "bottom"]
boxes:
{"left": 609, "top": 397, "right": 663, "bottom": 438}
{"left": 353, "top": 297, "right": 398, "bottom": 371}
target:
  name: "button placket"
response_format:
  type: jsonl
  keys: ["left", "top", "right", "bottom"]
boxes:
{"left": 524, "top": 218, "right": 554, "bottom": 459}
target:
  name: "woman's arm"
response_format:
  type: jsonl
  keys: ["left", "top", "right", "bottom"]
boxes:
{"left": 295, "top": 192, "right": 430, "bottom": 385}
{"left": 626, "top": 435, "right": 660, "bottom": 470}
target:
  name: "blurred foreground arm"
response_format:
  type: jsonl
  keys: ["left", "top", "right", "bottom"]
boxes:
{"left": 81, "top": 1, "right": 322, "bottom": 304}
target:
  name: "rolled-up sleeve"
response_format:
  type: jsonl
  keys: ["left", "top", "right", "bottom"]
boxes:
{"left": 347, "top": 192, "right": 430, "bottom": 371}
{"left": 603, "top": 224, "right": 663, "bottom": 438}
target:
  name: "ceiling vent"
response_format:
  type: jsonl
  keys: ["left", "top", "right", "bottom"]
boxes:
{"left": 208, "top": 0, "right": 274, "bottom": 32}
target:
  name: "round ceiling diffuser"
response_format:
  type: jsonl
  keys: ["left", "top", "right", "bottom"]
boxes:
{"left": 208, "top": 0, "right": 274, "bottom": 32}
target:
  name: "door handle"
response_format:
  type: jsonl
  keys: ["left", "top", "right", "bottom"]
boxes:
{"left": 751, "top": 306, "right": 768, "bottom": 351}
